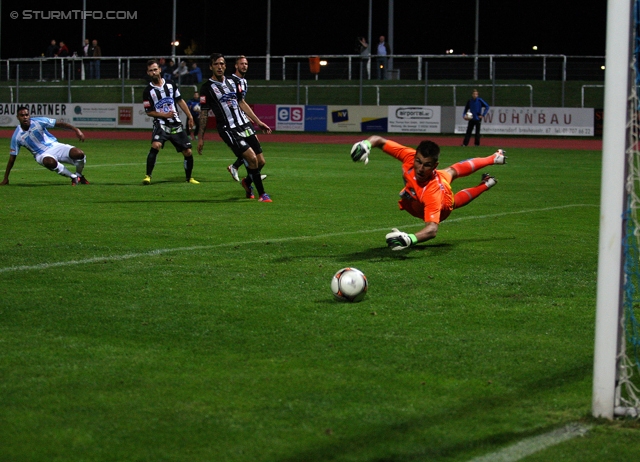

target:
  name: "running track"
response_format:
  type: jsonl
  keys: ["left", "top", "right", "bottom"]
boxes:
{"left": 0, "top": 129, "right": 602, "bottom": 151}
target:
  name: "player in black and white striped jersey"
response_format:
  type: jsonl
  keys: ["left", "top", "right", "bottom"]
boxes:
{"left": 197, "top": 53, "right": 272, "bottom": 202}
{"left": 226, "top": 56, "right": 268, "bottom": 183}
{"left": 141, "top": 59, "right": 198, "bottom": 185}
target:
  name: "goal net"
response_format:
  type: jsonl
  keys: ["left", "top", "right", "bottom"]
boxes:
{"left": 593, "top": 0, "right": 640, "bottom": 419}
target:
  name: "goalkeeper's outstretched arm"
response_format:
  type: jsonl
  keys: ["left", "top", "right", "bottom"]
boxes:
{"left": 366, "top": 135, "right": 387, "bottom": 149}
{"left": 385, "top": 222, "right": 439, "bottom": 250}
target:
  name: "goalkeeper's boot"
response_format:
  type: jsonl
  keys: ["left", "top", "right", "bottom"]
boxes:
{"left": 227, "top": 164, "right": 240, "bottom": 182}
{"left": 481, "top": 173, "right": 497, "bottom": 188}
{"left": 78, "top": 174, "right": 90, "bottom": 184}
{"left": 71, "top": 175, "right": 79, "bottom": 186}
{"left": 187, "top": 177, "right": 200, "bottom": 184}
{"left": 143, "top": 175, "right": 151, "bottom": 185}
{"left": 258, "top": 193, "right": 272, "bottom": 203}
{"left": 493, "top": 149, "right": 507, "bottom": 164}
{"left": 241, "top": 178, "right": 255, "bottom": 199}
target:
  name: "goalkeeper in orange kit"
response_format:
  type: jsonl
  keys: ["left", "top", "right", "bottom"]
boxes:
{"left": 350, "top": 136, "right": 507, "bottom": 250}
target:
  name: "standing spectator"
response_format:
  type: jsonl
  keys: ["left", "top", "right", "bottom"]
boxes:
{"left": 376, "top": 35, "right": 389, "bottom": 80}
{"left": 461, "top": 89, "right": 491, "bottom": 147}
{"left": 57, "top": 41, "right": 70, "bottom": 57}
{"left": 45, "top": 39, "right": 59, "bottom": 57}
{"left": 357, "top": 36, "right": 371, "bottom": 79}
{"left": 89, "top": 39, "right": 102, "bottom": 79}
{"left": 82, "top": 39, "right": 90, "bottom": 79}
{"left": 163, "top": 59, "right": 176, "bottom": 82}
{"left": 198, "top": 53, "right": 272, "bottom": 202}
{"left": 141, "top": 59, "right": 197, "bottom": 185}
{"left": 44, "top": 39, "right": 59, "bottom": 81}
{"left": 225, "top": 55, "right": 270, "bottom": 183}
{"left": 188, "top": 62, "right": 203, "bottom": 84}
{"left": 173, "top": 61, "right": 189, "bottom": 84}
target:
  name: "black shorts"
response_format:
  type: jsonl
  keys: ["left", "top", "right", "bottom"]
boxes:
{"left": 219, "top": 129, "right": 263, "bottom": 158}
{"left": 152, "top": 124, "right": 192, "bottom": 152}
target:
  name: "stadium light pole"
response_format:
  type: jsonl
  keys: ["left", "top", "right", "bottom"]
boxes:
{"left": 367, "top": 0, "right": 372, "bottom": 80}
{"left": 171, "top": 0, "right": 177, "bottom": 62}
{"left": 474, "top": 0, "right": 479, "bottom": 80}
{"left": 266, "top": 0, "right": 271, "bottom": 81}
{"left": 388, "top": 0, "right": 394, "bottom": 77}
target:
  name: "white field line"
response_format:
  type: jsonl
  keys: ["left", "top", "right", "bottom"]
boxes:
{"left": 0, "top": 204, "right": 596, "bottom": 274}
{"left": 466, "top": 423, "right": 592, "bottom": 462}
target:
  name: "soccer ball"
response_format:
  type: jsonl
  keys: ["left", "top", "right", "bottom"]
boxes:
{"left": 350, "top": 141, "right": 370, "bottom": 164}
{"left": 464, "top": 111, "right": 473, "bottom": 120}
{"left": 331, "top": 267, "right": 368, "bottom": 302}
{"left": 193, "top": 104, "right": 201, "bottom": 112}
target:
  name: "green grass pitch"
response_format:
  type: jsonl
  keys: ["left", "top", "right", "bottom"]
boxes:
{"left": 1, "top": 138, "right": 639, "bottom": 461}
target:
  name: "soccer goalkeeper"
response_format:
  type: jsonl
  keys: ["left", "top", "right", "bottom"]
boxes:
{"left": 350, "top": 136, "right": 506, "bottom": 250}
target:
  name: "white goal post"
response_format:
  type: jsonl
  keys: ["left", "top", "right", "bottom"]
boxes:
{"left": 593, "top": 0, "right": 640, "bottom": 419}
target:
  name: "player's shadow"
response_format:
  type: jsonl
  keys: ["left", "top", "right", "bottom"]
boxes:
{"left": 336, "top": 242, "right": 454, "bottom": 263}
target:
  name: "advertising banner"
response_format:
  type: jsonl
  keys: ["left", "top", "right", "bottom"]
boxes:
{"left": 388, "top": 106, "right": 441, "bottom": 133}
{"left": 454, "top": 107, "right": 595, "bottom": 136}
{"left": 326, "top": 105, "right": 387, "bottom": 132}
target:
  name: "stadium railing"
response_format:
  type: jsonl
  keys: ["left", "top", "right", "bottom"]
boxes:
{"left": 1, "top": 53, "right": 605, "bottom": 83}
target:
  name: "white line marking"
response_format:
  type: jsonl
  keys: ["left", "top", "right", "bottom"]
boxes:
{"left": 467, "top": 423, "right": 592, "bottom": 462}
{"left": 0, "top": 204, "right": 597, "bottom": 274}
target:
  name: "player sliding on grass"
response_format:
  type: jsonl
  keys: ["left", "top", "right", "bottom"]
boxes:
{"left": 1, "top": 106, "right": 89, "bottom": 186}
{"left": 350, "top": 136, "right": 506, "bottom": 250}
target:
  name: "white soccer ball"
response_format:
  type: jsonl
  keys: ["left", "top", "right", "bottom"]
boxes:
{"left": 464, "top": 111, "right": 473, "bottom": 120}
{"left": 193, "top": 104, "right": 201, "bottom": 112}
{"left": 331, "top": 267, "right": 368, "bottom": 302}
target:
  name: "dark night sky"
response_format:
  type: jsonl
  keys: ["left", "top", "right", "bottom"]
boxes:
{"left": 2, "top": 0, "right": 607, "bottom": 60}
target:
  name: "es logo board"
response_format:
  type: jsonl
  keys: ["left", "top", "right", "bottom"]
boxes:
{"left": 276, "top": 105, "right": 305, "bottom": 131}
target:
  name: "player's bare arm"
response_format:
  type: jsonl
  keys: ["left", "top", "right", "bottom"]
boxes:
{"left": 1, "top": 155, "right": 16, "bottom": 185}
{"left": 415, "top": 222, "right": 439, "bottom": 242}
{"left": 177, "top": 99, "right": 194, "bottom": 131}
{"left": 366, "top": 135, "right": 387, "bottom": 149}
{"left": 55, "top": 121, "right": 85, "bottom": 142}
{"left": 239, "top": 100, "right": 271, "bottom": 134}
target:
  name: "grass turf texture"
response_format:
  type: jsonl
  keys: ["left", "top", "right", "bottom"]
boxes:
{"left": 0, "top": 139, "right": 638, "bottom": 461}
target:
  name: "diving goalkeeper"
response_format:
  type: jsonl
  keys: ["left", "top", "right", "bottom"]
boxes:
{"left": 350, "top": 136, "right": 506, "bottom": 250}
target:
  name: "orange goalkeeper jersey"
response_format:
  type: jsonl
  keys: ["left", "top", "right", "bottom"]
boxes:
{"left": 382, "top": 140, "right": 454, "bottom": 223}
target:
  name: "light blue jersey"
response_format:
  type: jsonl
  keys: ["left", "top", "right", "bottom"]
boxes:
{"left": 10, "top": 117, "right": 59, "bottom": 158}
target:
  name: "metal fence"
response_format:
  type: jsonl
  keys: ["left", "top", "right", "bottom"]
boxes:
{"left": 2, "top": 53, "right": 605, "bottom": 83}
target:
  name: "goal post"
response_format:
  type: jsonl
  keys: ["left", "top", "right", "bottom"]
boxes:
{"left": 593, "top": 0, "right": 640, "bottom": 419}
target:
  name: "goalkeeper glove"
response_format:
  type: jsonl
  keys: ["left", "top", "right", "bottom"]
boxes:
{"left": 350, "top": 140, "right": 371, "bottom": 165}
{"left": 385, "top": 228, "right": 418, "bottom": 251}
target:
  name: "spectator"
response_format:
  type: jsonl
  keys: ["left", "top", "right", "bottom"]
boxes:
{"left": 58, "top": 41, "right": 70, "bottom": 57}
{"left": 163, "top": 59, "right": 176, "bottom": 81}
{"left": 45, "top": 39, "right": 59, "bottom": 57}
{"left": 89, "top": 39, "right": 102, "bottom": 79}
{"left": 188, "top": 62, "right": 203, "bottom": 84}
{"left": 173, "top": 61, "right": 189, "bottom": 84}
{"left": 44, "top": 39, "right": 59, "bottom": 80}
{"left": 82, "top": 39, "right": 90, "bottom": 79}
{"left": 376, "top": 35, "right": 389, "bottom": 80}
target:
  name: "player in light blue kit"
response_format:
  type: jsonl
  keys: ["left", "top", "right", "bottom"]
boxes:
{"left": 1, "top": 106, "right": 89, "bottom": 186}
